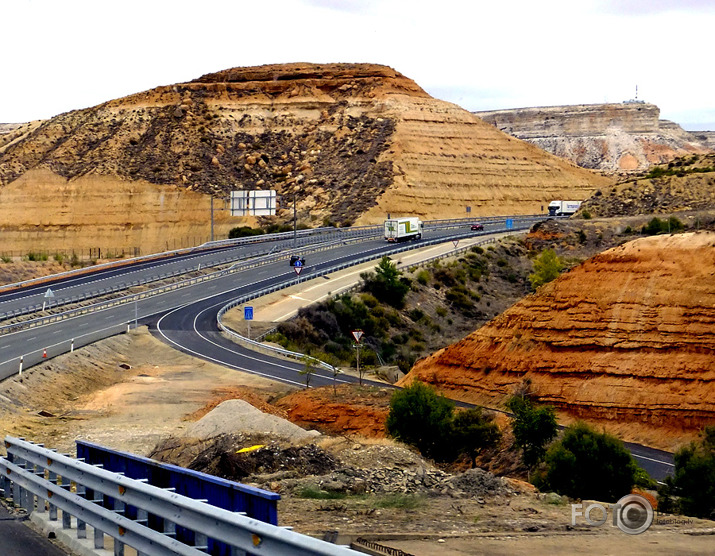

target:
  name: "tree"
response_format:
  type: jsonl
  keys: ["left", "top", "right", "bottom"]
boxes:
{"left": 528, "top": 248, "right": 564, "bottom": 290}
{"left": 449, "top": 408, "right": 501, "bottom": 467}
{"left": 659, "top": 426, "right": 715, "bottom": 519}
{"left": 299, "top": 355, "right": 319, "bottom": 388}
{"left": 506, "top": 395, "right": 558, "bottom": 472}
{"left": 541, "top": 421, "right": 641, "bottom": 502}
{"left": 386, "top": 381, "right": 455, "bottom": 460}
{"left": 361, "top": 256, "right": 410, "bottom": 308}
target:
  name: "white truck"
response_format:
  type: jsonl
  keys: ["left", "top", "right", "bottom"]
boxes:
{"left": 548, "top": 200, "right": 582, "bottom": 217}
{"left": 384, "top": 217, "right": 423, "bottom": 242}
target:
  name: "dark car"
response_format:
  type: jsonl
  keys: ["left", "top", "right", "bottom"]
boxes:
{"left": 470, "top": 223, "right": 484, "bottom": 231}
{"left": 289, "top": 255, "right": 306, "bottom": 267}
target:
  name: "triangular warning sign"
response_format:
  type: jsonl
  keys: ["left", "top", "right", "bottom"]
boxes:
{"left": 452, "top": 240, "right": 459, "bottom": 249}
{"left": 294, "top": 266, "right": 303, "bottom": 275}
{"left": 351, "top": 330, "right": 364, "bottom": 343}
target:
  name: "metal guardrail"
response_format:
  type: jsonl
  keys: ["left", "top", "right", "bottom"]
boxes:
{"left": 216, "top": 223, "right": 535, "bottom": 372}
{"left": 0, "top": 215, "right": 544, "bottom": 323}
{"left": 0, "top": 436, "right": 361, "bottom": 556}
{"left": 0, "top": 232, "right": 381, "bottom": 323}
{"left": 0, "top": 234, "right": 383, "bottom": 337}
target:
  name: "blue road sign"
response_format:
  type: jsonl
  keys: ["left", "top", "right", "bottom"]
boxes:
{"left": 506, "top": 218, "right": 514, "bottom": 230}
{"left": 244, "top": 306, "right": 254, "bottom": 321}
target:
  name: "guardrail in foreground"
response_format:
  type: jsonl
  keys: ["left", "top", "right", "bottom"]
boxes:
{"left": 0, "top": 436, "right": 361, "bottom": 556}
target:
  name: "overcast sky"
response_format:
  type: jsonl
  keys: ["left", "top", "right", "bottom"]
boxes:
{"left": 2, "top": 0, "right": 713, "bottom": 130}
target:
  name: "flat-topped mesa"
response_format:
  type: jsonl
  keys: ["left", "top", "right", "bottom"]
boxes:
{"left": 179, "top": 62, "right": 430, "bottom": 100}
{"left": 475, "top": 102, "right": 711, "bottom": 173}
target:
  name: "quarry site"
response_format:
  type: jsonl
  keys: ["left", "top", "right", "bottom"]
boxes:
{"left": 0, "top": 62, "right": 714, "bottom": 555}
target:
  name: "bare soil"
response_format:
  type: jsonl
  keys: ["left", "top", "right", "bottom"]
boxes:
{"left": 0, "top": 329, "right": 712, "bottom": 555}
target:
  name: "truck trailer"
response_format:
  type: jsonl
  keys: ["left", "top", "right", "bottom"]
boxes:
{"left": 384, "top": 217, "right": 423, "bottom": 242}
{"left": 548, "top": 200, "right": 582, "bottom": 216}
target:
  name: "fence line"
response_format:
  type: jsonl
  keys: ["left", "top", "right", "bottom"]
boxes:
{"left": 0, "top": 436, "right": 361, "bottom": 556}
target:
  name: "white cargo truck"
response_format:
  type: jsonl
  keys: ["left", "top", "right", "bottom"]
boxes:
{"left": 384, "top": 217, "right": 423, "bottom": 242}
{"left": 548, "top": 200, "right": 582, "bottom": 216}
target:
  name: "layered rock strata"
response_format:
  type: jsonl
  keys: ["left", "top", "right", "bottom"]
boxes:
{"left": 475, "top": 103, "right": 711, "bottom": 173}
{"left": 0, "top": 63, "right": 608, "bottom": 254}
{"left": 404, "top": 232, "right": 715, "bottom": 433}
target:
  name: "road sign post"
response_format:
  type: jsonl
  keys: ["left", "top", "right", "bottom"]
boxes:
{"left": 351, "top": 330, "right": 364, "bottom": 385}
{"left": 244, "top": 306, "right": 254, "bottom": 339}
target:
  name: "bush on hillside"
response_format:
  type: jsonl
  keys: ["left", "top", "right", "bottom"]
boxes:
{"left": 386, "top": 382, "right": 500, "bottom": 464}
{"left": 228, "top": 226, "right": 264, "bottom": 238}
{"left": 361, "top": 256, "right": 411, "bottom": 308}
{"left": 537, "top": 421, "right": 641, "bottom": 502}
{"left": 528, "top": 249, "right": 564, "bottom": 290}
{"left": 658, "top": 426, "right": 715, "bottom": 519}
{"left": 506, "top": 396, "right": 558, "bottom": 471}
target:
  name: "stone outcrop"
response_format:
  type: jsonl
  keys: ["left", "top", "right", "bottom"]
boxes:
{"left": 475, "top": 103, "right": 711, "bottom": 174}
{"left": 402, "top": 232, "right": 715, "bottom": 438}
{"left": 0, "top": 63, "right": 609, "bottom": 255}
{"left": 690, "top": 131, "right": 715, "bottom": 149}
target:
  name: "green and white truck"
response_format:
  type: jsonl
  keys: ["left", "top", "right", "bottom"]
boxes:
{"left": 384, "top": 217, "right": 423, "bottom": 242}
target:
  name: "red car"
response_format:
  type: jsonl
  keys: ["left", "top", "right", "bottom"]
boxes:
{"left": 470, "top": 223, "right": 484, "bottom": 231}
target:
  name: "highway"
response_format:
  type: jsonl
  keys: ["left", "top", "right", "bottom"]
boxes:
{"left": 0, "top": 217, "right": 676, "bottom": 481}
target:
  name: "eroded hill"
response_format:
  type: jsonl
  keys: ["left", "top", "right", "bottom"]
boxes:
{"left": 475, "top": 103, "right": 711, "bottom": 174}
{"left": 0, "top": 63, "right": 609, "bottom": 255}
{"left": 403, "top": 232, "right": 715, "bottom": 446}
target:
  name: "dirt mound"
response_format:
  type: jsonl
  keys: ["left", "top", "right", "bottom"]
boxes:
{"left": 151, "top": 434, "right": 338, "bottom": 481}
{"left": 184, "top": 399, "right": 320, "bottom": 442}
{"left": 275, "top": 385, "right": 391, "bottom": 437}
{"left": 403, "top": 232, "right": 715, "bottom": 449}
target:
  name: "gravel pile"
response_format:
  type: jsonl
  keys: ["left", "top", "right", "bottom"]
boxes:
{"left": 271, "top": 465, "right": 515, "bottom": 499}
{"left": 185, "top": 400, "right": 320, "bottom": 443}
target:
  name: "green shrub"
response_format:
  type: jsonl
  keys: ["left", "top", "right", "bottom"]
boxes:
{"left": 539, "top": 422, "right": 641, "bottom": 502}
{"left": 361, "top": 257, "right": 410, "bottom": 308}
{"left": 528, "top": 249, "right": 564, "bottom": 290}
{"left": 228, "top": 226, "right": 265, "bottom": 238}
{"left": 415, "top": 269, "right": 430, "bottom": 285}
{"left": 26, "top": 252, "right": 49, "bottom": 262}
{"left": 658, "top": 426, "right": 715, "bottom": 519}
{"left": 581, "top": 210, "right": 592, "bottom": 220}
{"left": 448, "top": 408, "right": 501, "bottom": 466}
{"left": 0, "top": 256, "right": 11, "bottom": 263}
{"left": 386, "top": 381, "right": 455, "bottom": 460}
{"left": 506, "top": 396, "right": 558, "bottom": 471}
{"left": 642, "top": 216, "right": 684, "bottom": 235}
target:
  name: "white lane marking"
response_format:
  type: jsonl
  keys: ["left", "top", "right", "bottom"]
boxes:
{"left": 632, "top": 454, "right": 674, "bottom": 467}
{"left": 156, "top": 308, "right": 305, "bottom": 388}
{"left": 194, "top": 303, "right": 352, "bottom": 385}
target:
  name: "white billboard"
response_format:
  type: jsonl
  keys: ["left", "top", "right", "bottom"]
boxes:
{"left": 230, "top": 190, "right": 277, "bottom": 216}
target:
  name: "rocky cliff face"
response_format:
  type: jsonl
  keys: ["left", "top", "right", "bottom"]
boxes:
{"left": 0, "top": 63, "right": 609, "bottom": 255}
{"left": 403, "top": 232, "right": 715, "bottom": 443}
{"left": 475, "top": 103, "right": 711, "bottom": 174}
{"left": 690, "top": 131, "right": 715, "bottom": 149}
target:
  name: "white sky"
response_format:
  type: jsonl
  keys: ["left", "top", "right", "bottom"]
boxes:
{"left": 2, "top": 0, "right": 714, "bottom": 130}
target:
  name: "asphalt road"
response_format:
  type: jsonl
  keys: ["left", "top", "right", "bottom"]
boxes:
{"left": 0, "top": 502, "right": 67, "bottom": 556}
{"left": 0, "top": 219, "right": 677, "bottom": 482}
